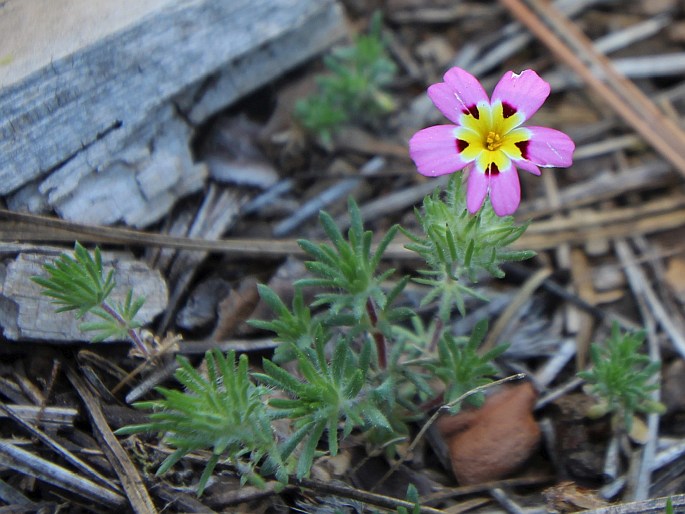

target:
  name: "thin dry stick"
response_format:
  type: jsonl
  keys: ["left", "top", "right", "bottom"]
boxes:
{"left": 421, "top": 474, "right": 553, "bottom": 505}
{"left": 67, "top": 366, "right": 157, "bottom": 514}
{"left": 0, "top": 441, "right": 126, "bottom": 508}
{"left": 490, "top": 487, "right": 526, "bottom": 514}
{"left": 33, "top": 358, "right": 61, "bottom": 431}
{"left": 614, "top": 239, "right": 663, "bottom": 501}
{"left": 371, "top": 374, "right": 527, "bottom": 492}
{"left": 0, "top": 208, "right": 304, "bottom": 257}
{"left": 0, "top": 401, "right": 122, "bottom": 493}
{"left": 581, "top": 493, "right": 685, "bottom": 514}
{"left": 481, "top": 268, "right": 553, "bottom": 353}
{"left": 5, "top": 197, "right": 685, "bottom": 258}
{"left": 614, "top": 240, "right": 685, "bottom": 359}
{"left": 294, "top": 476, "right": 445, "bottom": 514}
{"left": 527, "top": 194, "right": 685, "bottom": 234}
{"left": 0, "top": 405, "right": 77, "bottom": 427}
{"left": 526, "top": 0, "right": 685, "bottom": 151}
{"left": 515, "top": 207, "right": 685, "bottom": 251}
{"left": 498, "top": 0, "right": 685, "bottom": 177}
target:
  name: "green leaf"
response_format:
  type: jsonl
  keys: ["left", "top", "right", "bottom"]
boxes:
{"left": 578, "top": 322, "right": 662, "bottom": 432}
{"left": 297, "top": 420, "right": 326, "bottom": 478}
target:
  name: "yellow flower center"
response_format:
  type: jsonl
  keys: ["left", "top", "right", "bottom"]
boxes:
{"left": 485, "top": 131, "right": 502, "bottom": 151}
{"left": 454, "top": 102, "right": 531, "bottom": 173}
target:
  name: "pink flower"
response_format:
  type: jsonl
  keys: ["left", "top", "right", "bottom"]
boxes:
{"left": 409, "top": 67, "right": 574, "bottom": 216}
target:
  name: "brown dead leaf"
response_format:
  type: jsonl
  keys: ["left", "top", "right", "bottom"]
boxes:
{"left": 543, "top": 481, "right": 608, "bottom": 513}
{"left": 211, "top": 277, "right": 260, "bottom": 341}
{"left": 437, "top": 382, "right": 540, "bottom": 485}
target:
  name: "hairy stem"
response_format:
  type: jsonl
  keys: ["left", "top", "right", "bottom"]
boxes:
{"left": 365, "top": 298, "right": 387, "bottom": 369}
{"left": 428, "top": 317, "right": 443, "bottom": 353}
{"left": 100, "top": 302, "right": 148, "bottom": 356}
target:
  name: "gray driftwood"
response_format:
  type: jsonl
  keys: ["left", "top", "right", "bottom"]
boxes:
{"left": 0, "top": 0, "right": 345, "bottom": 227}
{"left": 0, "top": 250, "right": 168, "bottom": 341}
{"left": 0, "top": 405, "right": 78, "bottom": 428}
{"left": 583, "top": 494, "right": 685, "bottom": 514}
{"left": 0, "top": 441, "right": 126, "bottom": 509}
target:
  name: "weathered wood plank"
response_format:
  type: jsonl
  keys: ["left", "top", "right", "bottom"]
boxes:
{"left": 0, "top": 0, "right": 345, "bottom": 225}
{"left": 0, "top": 0, "right": 175, "bottom": 89}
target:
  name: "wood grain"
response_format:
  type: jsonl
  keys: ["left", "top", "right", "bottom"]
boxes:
{"left": 0, "top": 0, "right": 345, "bottom": 221}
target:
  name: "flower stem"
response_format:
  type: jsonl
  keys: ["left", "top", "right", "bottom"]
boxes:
{"left": 100, "top": 301, "right": 148, "bottom": 357}
{"left": 365, "top": 298, "right": 387, "bottom": 369}
{"left": 429, "top": 317, "right": 443, "bottom": 353}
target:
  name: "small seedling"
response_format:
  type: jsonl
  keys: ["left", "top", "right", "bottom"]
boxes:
{"left": 578, "top": 321, "right": 665, "bottom": 432}
{"left": 396, "top": 484, "right": 421, "bottom": 514}
{"left": 116, "top": 350, "right": 284, "bottom": 494}
{"left": 295, "top": 10, "right": 397, "bottom": 146}
{"left": 32, "top": 242, "right": 148, "bottom": 355}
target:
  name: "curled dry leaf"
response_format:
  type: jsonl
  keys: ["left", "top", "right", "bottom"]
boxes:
{"left": 543, "top": 481, "right": 608, "bottom": 513}
{"left": 436, "top": 381, "right": 540, "bottom": 484}
{"left": 211, "top": 277, "right": 261, "bottom": 341}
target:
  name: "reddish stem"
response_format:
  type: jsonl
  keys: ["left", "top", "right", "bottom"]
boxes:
{"left": 365, "top": 299, "right": 387, "bottom": 369}
{"left": 100, "top": 302, "right": 149, "bottom": 357}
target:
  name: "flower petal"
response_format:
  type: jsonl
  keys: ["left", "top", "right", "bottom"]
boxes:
{"left": 523, "top": 126, "right": 575, "bottom": 167}
{"left": 489, "top": 164, "right": 521, "bottom": 216}
{"left": 466, "top": 165, "right": 488, "bottom": 214}
{"left": 491, "top": 69, "right": 550, "bottom": 123}
{"left": 428, "top": 67, "right": 489, "bottom": 124}
{"left": 514, "top": 159, "right": 541, "bottom": 176}
{"left": 409, "top": 125, "right": 473, "bottom": 177}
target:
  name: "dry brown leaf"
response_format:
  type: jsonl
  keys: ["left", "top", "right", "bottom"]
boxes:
{"left": 437, "top": 382, "right": 540, "bottom": 485}
{"left": 543, "top": 481, "right": 608, "bottom": 513}
{"left": 211, "top": 277, "right": 260, "bottom": 341}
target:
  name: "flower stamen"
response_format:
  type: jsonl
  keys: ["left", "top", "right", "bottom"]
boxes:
{"left": 486, "top": 131, "right": 502, "bottom": 151}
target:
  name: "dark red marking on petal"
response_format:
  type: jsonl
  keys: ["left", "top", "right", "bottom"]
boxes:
{"left": 456, "top": 139, "right": 469, "bottom": 153}
{"left": 462, "top": 104, "right": 480, "bottom": 119}
{"left": 502, "top": 102, "right": 517, "bottom": 119}
{"left": 487, "top": 162, "right": 500, "bottom": 176}
{"left": 515, "top": 140, "right": 529, "bottom": 159}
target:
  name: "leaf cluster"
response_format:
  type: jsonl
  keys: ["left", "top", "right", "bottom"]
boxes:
{"left": 108, "top": 183, "right": 533, "bottom": 492}
{"left": 80, "top": 290, "right": 145, "bottom": 342}
{"left": 32, "top": 243, "right": 145, "bottom": 343}
{"left": 294, "top": 10, "right": 397, "bottom": 146}
{"left": 254, "top": 337, "right": 393, "bottom": 478}
{"left": 248, "top": 285, "right": 328, "bottom": 363}
{"left": 32, "top": 242, "right": 114, "bottom": 317}
{"left": 428, "top": 319, "right": 508, "bottom": 411}
{"left": 578, "top": 321, "right": 665, "bottom": 431}
{"left": 297, "top": 197, "right": 411, "bottom": 330}
{"left": 116, "top": 350, "right": 284, "bottom": 494}
{"left": 404, "top": 176, "right": 535, "bottom": 317}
